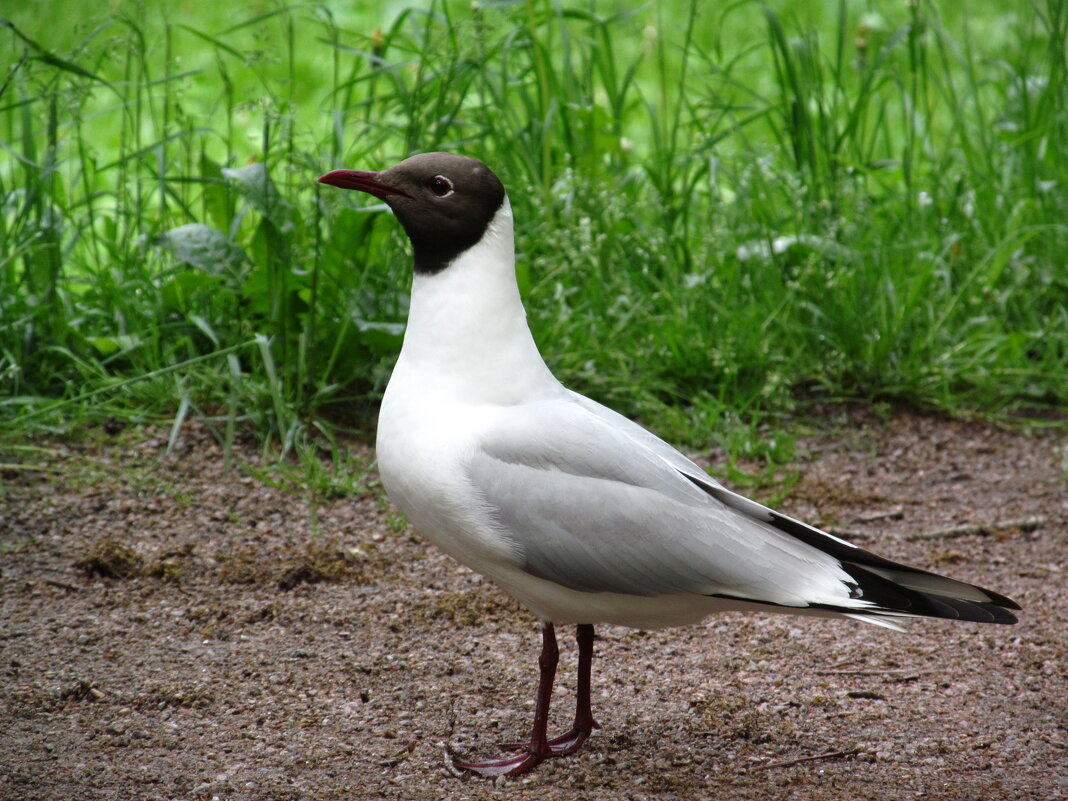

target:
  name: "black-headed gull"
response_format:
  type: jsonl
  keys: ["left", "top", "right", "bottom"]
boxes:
{"left": 318, "top": 153, "right": 1019, "bottom": 778}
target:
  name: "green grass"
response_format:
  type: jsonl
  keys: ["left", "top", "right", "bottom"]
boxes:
{"left": 1, "top": 0, "right": 1066, "bottom": 462}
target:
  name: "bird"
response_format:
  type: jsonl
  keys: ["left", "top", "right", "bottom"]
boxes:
{"left": 317, "top": 153, "right": 1020, "bottom": 778}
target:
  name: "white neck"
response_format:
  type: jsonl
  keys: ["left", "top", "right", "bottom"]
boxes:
{"left": 387, "top": 197, "right": 559, "bottom": 406}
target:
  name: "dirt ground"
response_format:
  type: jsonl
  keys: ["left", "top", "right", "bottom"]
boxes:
{"left": 1, "top": 409, "right": 1065, "bottom": 801}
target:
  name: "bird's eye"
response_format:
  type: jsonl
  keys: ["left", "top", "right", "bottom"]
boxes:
{"left": 428, "top": 175, "right": 454, "bottom": 197}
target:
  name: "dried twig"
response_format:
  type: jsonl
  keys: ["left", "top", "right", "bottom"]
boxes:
{"left": 379, "top": 740, "right": 415, "bottom": 768}
{"left": 903, "top": 516, "right": 1047, "bottom": 541}
{"left": 816, "top": 668, "right": 925, "bottom": 676}
{"left": 829, "top": 516, "right": 1047, "bottom": 543}
{"left": 44, "top": 579, "right": 82, "bottom": 592}
{"left": 753, "top": 749, "right": 857, "bottom": 771}
{"left": 850, "top": 507, "right": 904, "bottom": 524}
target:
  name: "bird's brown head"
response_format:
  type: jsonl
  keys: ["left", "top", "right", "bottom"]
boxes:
{"left": 319, "top": 152, "right": 506, "bottom": 275}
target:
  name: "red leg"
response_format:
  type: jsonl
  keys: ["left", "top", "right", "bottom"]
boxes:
{"left": 453, "top": 621, "right": 560, "bottom": 778}
{"left": 462, "top": 623, "right": 602, "bottom": 778}
{"left": 543, "top": 623, "right": 600, "bottom": 755}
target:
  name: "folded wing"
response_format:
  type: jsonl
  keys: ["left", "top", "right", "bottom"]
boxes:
{"left": 467, "top": 398, "right": 1019, "bottom": 625}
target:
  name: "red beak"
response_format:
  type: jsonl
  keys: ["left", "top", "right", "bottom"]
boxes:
{"left": 317, "top": 169, "right": 409, "bottom": 200}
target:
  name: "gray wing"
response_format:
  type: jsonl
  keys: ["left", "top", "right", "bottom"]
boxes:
{"left": 565, "top": 389, "right": 724, "bottom": 488}
{"left": 467, "top": 399, "right": 857, "bottom": 608}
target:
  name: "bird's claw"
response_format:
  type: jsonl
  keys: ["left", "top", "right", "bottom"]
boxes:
{"left": 451, "top": 748, "right": 548, "bottom": 778}
{"left": 498, "top": 722, "right": 598, "bottom": 756}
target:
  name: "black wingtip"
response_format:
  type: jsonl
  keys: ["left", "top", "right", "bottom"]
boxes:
{"left": 689, "top": 476, "right": 1022, "bottom": 625}
{"left": 840, "top": 563, "right": 1020, "bottom": 625}
{"left": 975, "top": 586, "right": 1022, "bottom": 612}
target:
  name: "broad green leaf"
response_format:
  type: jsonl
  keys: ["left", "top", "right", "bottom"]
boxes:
{"left": 221, "top": 162, "right": 295, "bottom": 233}
{"left": 156, "top": 223, "right": 247, "bottom": 275}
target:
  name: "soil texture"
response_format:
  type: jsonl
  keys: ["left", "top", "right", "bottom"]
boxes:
{"left": 1, "top": 410, "right": 1065, "bottom": 800}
